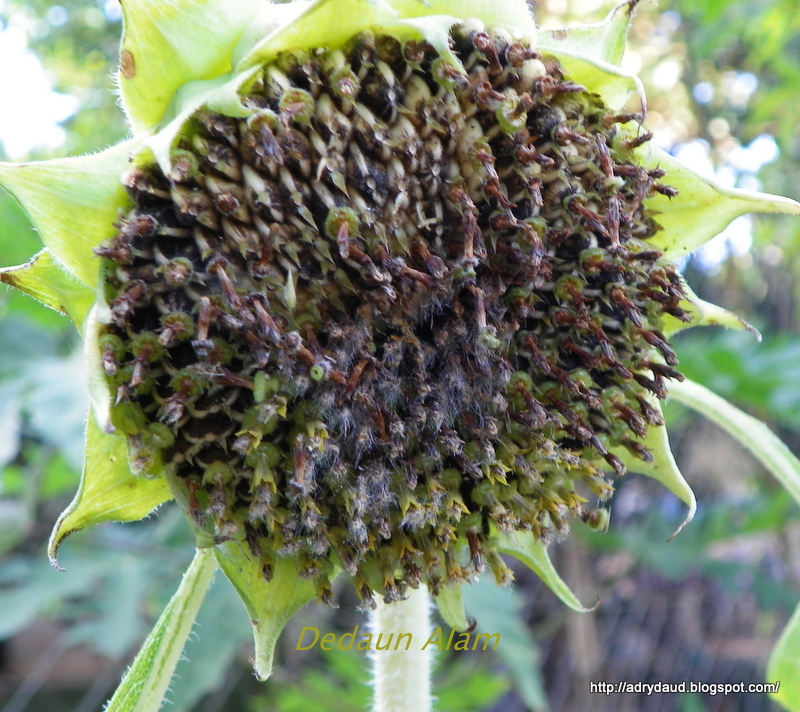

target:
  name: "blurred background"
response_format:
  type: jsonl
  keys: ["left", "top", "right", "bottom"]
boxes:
{"left": 1, "top": 0, "right": 800, "bottom": 710}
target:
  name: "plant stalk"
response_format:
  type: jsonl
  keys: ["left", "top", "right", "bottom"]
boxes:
{"left": 369, "top": 585, "right": 433, "bottom": 712}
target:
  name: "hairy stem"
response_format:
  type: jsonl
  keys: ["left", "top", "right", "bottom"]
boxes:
{"left": 369, "top": 586, "right": 433, "bottom": 712}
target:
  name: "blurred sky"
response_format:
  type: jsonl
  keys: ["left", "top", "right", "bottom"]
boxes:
{"left": 0, "top": 0, "right": 120, "bottom": 160}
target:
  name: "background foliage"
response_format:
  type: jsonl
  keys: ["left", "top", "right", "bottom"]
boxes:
{"left": 1, "top": 0, "right": 800, "bottom": 710}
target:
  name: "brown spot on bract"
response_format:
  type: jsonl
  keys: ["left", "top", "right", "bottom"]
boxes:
{"left": 121, "top": 50, "right": 135, "bottom": 79}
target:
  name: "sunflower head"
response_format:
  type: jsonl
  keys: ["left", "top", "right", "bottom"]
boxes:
{"left": 2, "top": 0, "right": 799, "bottom": 680}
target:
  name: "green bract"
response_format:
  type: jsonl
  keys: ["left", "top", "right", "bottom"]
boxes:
{"left": 2, "top": 0, "right": 800, "bottom": 686}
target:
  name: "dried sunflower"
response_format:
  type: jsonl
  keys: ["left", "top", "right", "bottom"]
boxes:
{"left": 1, "top": 0, "right": 799, "bottom": 695}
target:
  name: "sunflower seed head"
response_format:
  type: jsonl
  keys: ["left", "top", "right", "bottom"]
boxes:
{"left": 96, "top": 24, "right": 688, "bottom": 604}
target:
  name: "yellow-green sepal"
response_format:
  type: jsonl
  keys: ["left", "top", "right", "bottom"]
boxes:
{"left": 0, "top": 139, "right": 139, "bottom": 287}
{"left": 537, "top": 2, "right": 644, "bottom": 113}
{"left": 629, "top": 140, "right": 800, "bottom": 260}
{"left": 612, "top": 404, "right": 697, "bottom": 538}
{"left": 214, "top": 542, "right": 317, "bottom": 681}
{"left": 389, "top": 0, "right": 535, "bottom": 33}
{"left": 662, "top": 277, "right": 761, "bottom": 339}
{"left": 495, "top": 532, "right": 593, "bottom": 612}
{"left": 236, "top": 0, "right": 398, "bottom": 69}
{"left": 48, "top": 416, "right": 173, "bottom": 567}
{"left": 146, "top": 66, "right": 261, "bottom": 175}
{"left": 540, "top": 46, "right": 644, "bottom": 115}
{"left": 434, "top": 584, "right": 471, "bottom": 631}
{"left": 235, "top": 0, "right": 535, "bottom": 72}
{"left": 84, "top": 302, "right": 115, "bottom": 433}
{"left": 0, "top": 249, "right": 96, "bottom": 332}
{"left": 767, "top": 600, "right": 800, "bottom": 712}
{"left": 47, "top": 301, "right": 174, "bottom": 564}
{"left": 538, "top": 0, "right": 638, "bottom": 67}
{"left": 118, "top": 0, "right": 262, "bottom": 135}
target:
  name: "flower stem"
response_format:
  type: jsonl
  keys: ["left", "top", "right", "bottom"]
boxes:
{"left": 369, "top": 585, "right": 433, "bottom": 712}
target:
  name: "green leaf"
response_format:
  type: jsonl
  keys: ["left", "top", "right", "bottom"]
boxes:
{"left": 119, "top": 0, "right": 261, "bottom": 134}
{"left": 668, "top": 378, "right": 800, "bottom": 509}
{"left": 433, "top": 584, "right": 470, "bottom": 631}
{"left": 0, "top": 140, "right": 139, "bottom": 287}
{"left": 434, "top": 661, "right": 510, "bottom": 712}
{"left": 0, "top": 382, "right": 23, "bottom": 469}
{"left": 538, "top": 0, "right": 639, "bottom": 67}
{"left": 104, "top": 548, "right": 217, "bottom": 712}
{"left": 496, "top": 531, "right": 592, "bottom": 612}
{"left": 0, "top": 250, "right": 95, "bottom": 331}
{"left": 613, "top": 406, "right": 697, "bottom": 539}
{"left": 261, "top": 648, "right": 372, "bottom": 712}
{"left": 631, "top": 142, "right": 800, "bottom": 260}
{"left": 674, "top": 332, "right": 800, "bottom": 431}
{"left": 680, "top": 693, "right": 711, "bottom": 712}
{"left": 0, "top": 186, "right": 42, "bottom": 265}
{"left": 767, "top": 599, "right": 800, "bottom": 711}
{"left": 0, "top": 555, "right": 106, "bottom": 641}
{"left": 462, "top": 578, "right": 547, "bottom": 712}
{"left": 214, "top": 541, "right": 317, "bottom": 680}
{"left": 0, "top": 317, "right": 60, "bottom": 374}
{"left": 26, "top": 352, "right": 89, "bottom": 470}
{"left": 662, "top": 278, "right": 760, "bottom": 339}
{"left": 71, "top": 554, "right": 152, "bottom": 659}
{"left": 48, "top": 416, "right": 173, "bottom": 566}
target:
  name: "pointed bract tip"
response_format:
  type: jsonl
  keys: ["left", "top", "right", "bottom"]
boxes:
{"left": 434, "top": 584, "right": 470, "bottom": 631}
{"left": 496, "top": 532, "right": 594, "bottom": 613}
{"left": 666, "top": 498, "right": 697, "bottom": 542}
